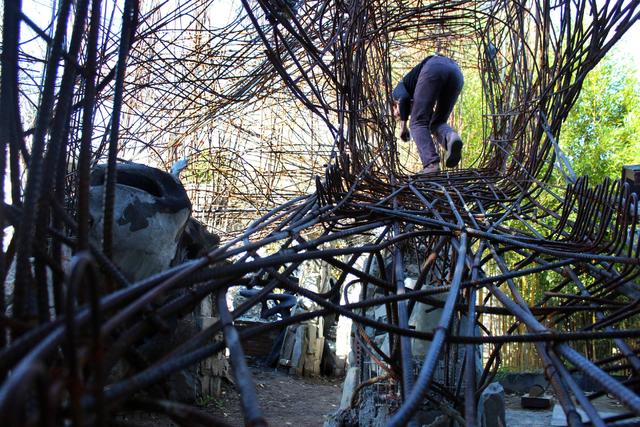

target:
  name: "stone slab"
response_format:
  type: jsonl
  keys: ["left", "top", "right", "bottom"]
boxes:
{"left": 521, "top": 394, "right": 552, "bottom": 409}
{"left": 550, "top": 404, "right": 622, "bottom": 426}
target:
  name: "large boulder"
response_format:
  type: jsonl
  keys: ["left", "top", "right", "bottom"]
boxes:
{"left": 478, "top": 382, "right": 506, "bottom": 427}
{"left": 89, "top": 162, "right": 192, "bottom": 282}
{"left": 90, "top": 162, "right": 227, "bottom": 402}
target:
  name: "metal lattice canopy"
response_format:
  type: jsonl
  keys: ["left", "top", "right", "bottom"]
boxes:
{"left": 1, "top": 0, "right": 640, "bottom": 425}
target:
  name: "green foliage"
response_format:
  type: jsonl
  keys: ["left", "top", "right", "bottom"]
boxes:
{"left": 458, "top": 67, "right": 486, "bottom": 167}
{"left": 560, "top": 53, "right": 640, "bottom": 183}
{"left": 196, "top": 394, "right": 225, "bottom": 409}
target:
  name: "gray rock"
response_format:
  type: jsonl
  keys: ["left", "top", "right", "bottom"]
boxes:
{"left": 478, "top": 382, "right": 506, "bottom": 427}
{"left": 339, "top": 367, "right": 360, "bottom": 409}
{"left": 175, "top": 217, "right": 220, "bottom": 260}
{"left": 89, "top": 162, "right": 191, "bottom": 282}
{"left": 88, "top": 163, "right": 227, "bottom": 403}
{"left": 323, "top": 408, "right": 358, "bottom": 427}
{"left": 357, "top": 388, "right": 392, "bottom": 427}
{"left": 136, "top": 316, "right": 230, "bottom": 402}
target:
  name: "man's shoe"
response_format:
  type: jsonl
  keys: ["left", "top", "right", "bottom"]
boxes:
{"left": 420, "top": 162, "right": 441, "bottom": 174}
{"left": 445, "top": 133, "right": 463, "bottom": 168}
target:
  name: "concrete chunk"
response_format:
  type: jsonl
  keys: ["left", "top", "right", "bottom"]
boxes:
{"left": 478, "top": 382, "right": 506, "bottom": 427}
{"left": 339, "top": 367, "right": 360, "bottom": 410}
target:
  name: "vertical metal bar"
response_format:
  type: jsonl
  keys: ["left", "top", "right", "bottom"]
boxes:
{"left": 65, "top": 257, "right": 82, "bottom": 427}
{"left": 13, "top": 0, "right": 72, "bottom": 320}
{"left": 464, "top": 246, "right": 483, "bottom": 427}
{"left": 85, "top": 253, "right": 106, "bottom": 427}
{"left": 392, "top": 233, "right": 414, "bottom": 398}
{"left": 77, "top": 0, "right": 102, "bottom": 253}
{"left": 216, "top": 290, "right": 267, "bottom": 427}
{"left": 0, "top": 0, "right": 24, "bottom": 347}
{"left": 102, "top": 0, "right": 137, "bottom": 261}
{"left": 388, "top": 233, "right": 467, "bottom": 427}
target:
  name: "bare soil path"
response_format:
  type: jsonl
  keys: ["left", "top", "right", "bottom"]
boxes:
{"left": 206, "top": 366, "right": 344, "bottom": 426}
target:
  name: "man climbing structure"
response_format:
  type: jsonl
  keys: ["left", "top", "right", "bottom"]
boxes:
{"left": 392, "top": 54, "right": 464, "bottom": 174}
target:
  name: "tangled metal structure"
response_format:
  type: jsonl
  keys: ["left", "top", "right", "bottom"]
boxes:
{"left": 2, "top": 0, "right": 640, "bottom": 425}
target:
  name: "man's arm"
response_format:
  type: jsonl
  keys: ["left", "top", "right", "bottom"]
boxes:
{"left": 398, "top": 97, "right": 411, "bottom": 141}
{"left": 398, "top": 97, "right": 411, "bottom": 122}
{"left": 399, "top": 120, "right": 410, "bottom": 142}
{"left": 392, "top": 81, "right": 412, "bottom": 141}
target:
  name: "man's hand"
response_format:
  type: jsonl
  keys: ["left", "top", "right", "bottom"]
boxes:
{"left": 400, "top": 124, "right": 410, "bottom": 142}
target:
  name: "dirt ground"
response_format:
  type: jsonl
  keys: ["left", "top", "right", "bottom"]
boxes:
{"left": 115, "top": 373, "right": 631, "bottom": 426}
{"left": 205, "top": 366, "right": 344, "bottom": 426}
{"left": 504, "top": 394, "right": 554, "bottom": 427}
{"left": 118, "top": 365, "right": 344, "bottom": 426}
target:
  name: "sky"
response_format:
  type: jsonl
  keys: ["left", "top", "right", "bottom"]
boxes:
{"left": 617, "top": 22, "right": 640, "bottom": 78}
{"left": 20, "top": 0, "right": 640, "bottom": 73}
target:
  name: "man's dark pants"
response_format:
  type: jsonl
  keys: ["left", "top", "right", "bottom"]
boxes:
{"left": 410, "top": 56, "right": 464, "bottom": 167}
